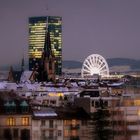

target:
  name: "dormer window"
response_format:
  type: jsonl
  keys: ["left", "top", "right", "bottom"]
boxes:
{"left": 4, "top": 101, "right": 10, "bottom": 113}
{"left": 4, "top": 101, "right": 16, "bottom": 113}
{"left": 11, "top": 101, "right": 16, "bottom": 113}
{"left": 20, "top": 101, "right": 29, "bottom": 113}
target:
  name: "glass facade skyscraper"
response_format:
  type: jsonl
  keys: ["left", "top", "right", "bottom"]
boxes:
{"left": 29, "top": 16, "right": 62, "bottom": 75}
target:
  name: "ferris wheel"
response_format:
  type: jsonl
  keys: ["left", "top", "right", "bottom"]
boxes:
{"left": 81, "top": 54, "right": 109, "bottom": 78}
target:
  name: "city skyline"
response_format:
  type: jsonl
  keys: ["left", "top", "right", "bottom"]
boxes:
{"left": 0, "top": 0, "right": 140, "bottom": 69}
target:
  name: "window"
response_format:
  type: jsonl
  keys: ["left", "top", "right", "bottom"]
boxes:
{"left": 64, "top": 120, "right": 71, "bottom": 125}
{"left": 4, "top": 129, "right": 12, "bottom": 139}
{"left": 64, "top": 129, "right": 69, "bottom": 137}
{"left": 49, "top": 130, "right": 53, "bottom": 138}
{"left": 57, "top": 120, "right": 62, "bottom": 125}
{"left": 81, "top": 120, "right": 87, "bottom": 126}
{"left": 41, "top": 120, "right": 45, "bottom": 126}
{"left": 71, "top": 130, "right": 78, "bottom": 137}
{"left": 41, "top": 130, "right": 45, "bottom": 138}
{"left": 58, "top": 130, "right": 62, "bottom": 136}
{"left": 95, "top": 101, "right": 100, "bottom": 108}
{"left": 22, "top": 117, "right": 29, "bottom": 126}
{"left": 91, "top": 101, "right": 94, "bottom": 107}
{"left": 7, "top": 117, "right": 15, "bottom": 126}
{"left": 13, "top": 129, "right": 18, "bottom": 138}
{"left": 21, "top": 129, "right": 30, "bottom": 140}
{"left": 49, "top": 120, "right": 53, "bottom": 128}
{"left": 72, "top": 119, "right": 77, "bottom": 126}
{"left": 20, "top": 101, "right": 29, "bottom": 113}
{"left": 104, "top": 101, "right": 108, "bottom": 107}
{"left": 50, "top": 100, "right": 56, "bottom": 105}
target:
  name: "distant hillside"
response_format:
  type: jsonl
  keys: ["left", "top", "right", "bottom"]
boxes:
{"left": 62, "top": 60, "right": 82, "bottom": 69}
{"left": 1, "top": 58, "right": 140, "bottom": 71}
{"left": 107, "top": 58, "right": 140, "bottom": 70}
{"left": 63, "top": 58, "right": 140, "bottom": 70}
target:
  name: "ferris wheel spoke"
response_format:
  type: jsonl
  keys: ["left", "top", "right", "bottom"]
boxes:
{"left": 98, "top": 59, "right": 102, "bottom": 66}
{"left": 94, "top": 57, "right": 96, "bottom": 66}
{"left": 86, "top": 60, "right": 93, "bottom": 69}
{"left": 91, "top": 57, "right": 95, "bottom": 68}
{"left": 94, "top": 57, "right": 97, "bottom": 67}
{"left": 99, "top": 63, "right": 104, "bottom": 69}
{"left": 96, "top": 60, "right": 101, "bottom": 68}
{"left": 97, "top": 57, "right": 100, "bottom": 64}
{"left": 89, "top": 57, "right": 95, "bottom": 68}
{"left": 83, "top": 69, "right": 91, "bottom": 74}
{"left": 99, "top": 65, "right": 106, "bottom": 71}
{"left": 83, "top": 63, "right": 91, "bottom": 70}
{"left": 84, "top": 60, "right": 91, "bottom": 68}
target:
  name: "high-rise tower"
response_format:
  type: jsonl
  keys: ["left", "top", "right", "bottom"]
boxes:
{"left": 29, "top": 16, "right": 62, "bottom": 75}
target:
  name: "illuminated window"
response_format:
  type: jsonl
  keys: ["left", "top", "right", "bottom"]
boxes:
{"left": 64, "top": 120, "right": 71, "bottom": 125}
{"left": 64, "top": 129, "right": 70, "bottom": 137}
{"left": 22, "top": 117, "right": 29, "bottom": 126}
{"left": 7, "top": 117, "right": 15, "bottom": 126}
{"left": 134, "top": 100, "right": 140, "bottom": 106}
{"left": 71, "top": 130, "right": 78, "bottom": 137}
{"left": 72, "top": 119, "right": 77, "bottom": 126}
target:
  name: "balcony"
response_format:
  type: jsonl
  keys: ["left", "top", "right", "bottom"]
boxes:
{"left": 40, "top": 125, "right": 57, "bottom": 130}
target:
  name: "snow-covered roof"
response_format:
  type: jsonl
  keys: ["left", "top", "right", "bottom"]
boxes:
{"left": 6, "top": 82, "right": 18, "bottom": 90}
{"left": 20, "top": 71, "right": 32, "bottom": 82}
{"left": 33, "top": 107, "right": 57, "bottom": 117}
{"left": 0, "top": 82, "right": 18, "bottom": 90}
{"left": 23, "top": 83, "right": 37, "bottom": 91}
{"left": 0, "top": 82, "right": 7, "bottom": 89}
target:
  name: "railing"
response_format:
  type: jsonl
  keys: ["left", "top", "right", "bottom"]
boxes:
{"left": 40, "top": 124, "right": 57, "bottom": 130}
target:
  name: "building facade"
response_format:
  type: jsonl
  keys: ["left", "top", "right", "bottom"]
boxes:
{"left": 29, "top": 16, "right": 62, "bottom": 75}
{"left": 0, "top": 99, "right": 32, "bottom": 140}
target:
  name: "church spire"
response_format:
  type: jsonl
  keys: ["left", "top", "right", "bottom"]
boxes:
{"left": 36, "top": 17, "right": 55, "bottom": 82}
{"left": 44, "top": 25, "right": 53, "bottom": 59}
{"left": 21, "top": 55, "right": 25, "bottom": 72}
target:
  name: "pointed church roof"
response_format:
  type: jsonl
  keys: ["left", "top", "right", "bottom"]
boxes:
{"left": 7, "top": 66, "right": 22, "bottom": 83}
{"left": 43, "top": 26, "right": 54, "bottom": 59}
{"left": 21, "top": 56, "right": 25, "bottom": 72}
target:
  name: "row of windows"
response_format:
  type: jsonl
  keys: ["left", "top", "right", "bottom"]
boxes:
{"left": 6, "top": 117, "right": 29, "bottom": 126}
{"left": 64, "top": 129, "right": 78, "bottom": 137}
{"left": 91, "top": 100, "right": 108, "bottom": 108}
{"left": 41, "top": 130, "right": 62, "bottom": 138}
{"left": 2, "top": 128, "right": 30, "bottom": 139}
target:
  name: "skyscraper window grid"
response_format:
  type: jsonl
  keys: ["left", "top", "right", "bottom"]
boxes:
{"left": 29, "top": 16, "right": 62, "bottom": 75}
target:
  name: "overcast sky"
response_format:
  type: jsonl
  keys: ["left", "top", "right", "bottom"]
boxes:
{"left": 0, "top": 0, "right": 140, "bottom": 68}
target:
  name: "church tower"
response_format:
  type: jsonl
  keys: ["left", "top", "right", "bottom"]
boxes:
{"left": 37, "top": 26, "right": 56, "bottom": 82}
{"left": 44, "top": 28, "right": 56, "bottom": 82}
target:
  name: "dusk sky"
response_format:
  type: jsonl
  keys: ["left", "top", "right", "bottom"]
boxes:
{"left": 0, "top": 0, "right": 140, "bottom": 68}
